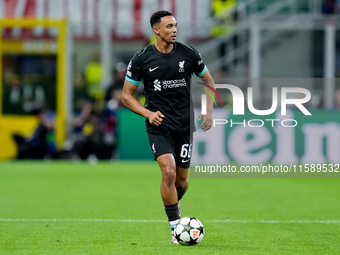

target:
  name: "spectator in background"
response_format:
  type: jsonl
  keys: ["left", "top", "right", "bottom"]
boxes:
{"left": 21, "top": 74, "right": 46, "bottom": 114}
{"left": 334, "top": 89, "right": 340, "bottom": 111}
{"left": 211, "top": 0, "right": 236, "bottom": 35}
{"left": 321, "top": 0, "right": 340, "bottom": 14}
{"left": 2, "top": 70, "right": 22, "bottom": 114}
{"left": 100, "top": 62, "right": 128, "bottom": 159}
{"left": 337, "top": 42, "right": 340, "bottom": 78}
{"left": 65, "top": 100, "right": 115, "bottom": 160}
{"left": 5, "top": 73, "right": 46, "bottom": 115}
{"left": 12, "top": 106, "right": 57, "bottom": 159}
{"left": 98, "top": 98, "right": 118, "bottom": 159}
{"left": 73, "top": 72, "right": 90, "bottom": 113}
{"left": 210, "top": 0, "right": 237, "bottom": 74}
{"left": 105, "top": 62, "right": 127, "bottom": 106}
{"left": 84, "top": 52, "right": 104, "bottom": 111}
{"left": 66, "top": 100, "right": 98, "bottom": 160}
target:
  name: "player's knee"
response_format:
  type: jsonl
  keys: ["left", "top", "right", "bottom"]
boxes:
{"left": 161, "top": 166, "right": 176, "bottom": 185}
{"left": 175, "top": 177, "right": 188, "bottom": 188}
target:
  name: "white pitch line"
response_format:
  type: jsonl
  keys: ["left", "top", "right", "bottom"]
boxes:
{"left": 0, "top": 219, "right": 164, "bottom": 223}
{"left": 0, "top": 218, "right": 340, "bottom": 224}
{"left": 205, "top": 219, "right": 340, "bottom": 224}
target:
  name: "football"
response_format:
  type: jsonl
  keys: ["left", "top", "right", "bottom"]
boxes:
{"left": 174, "top": 217, "right": 205, "bottom": 246}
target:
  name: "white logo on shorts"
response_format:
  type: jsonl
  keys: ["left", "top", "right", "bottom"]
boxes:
{"left": 152, "top": 143, "right": 156, "bottom": 153}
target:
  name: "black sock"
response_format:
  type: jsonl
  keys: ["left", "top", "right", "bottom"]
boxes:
{"left": 165, "top": 203, "right": 180, "bottom": 222}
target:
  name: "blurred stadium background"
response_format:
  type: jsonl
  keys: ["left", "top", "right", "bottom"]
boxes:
{"left": 1, "top": 1, "right": 340, "bottom": 254}
{"left": 0, "top": 0, "right": 339, "bottom": 163}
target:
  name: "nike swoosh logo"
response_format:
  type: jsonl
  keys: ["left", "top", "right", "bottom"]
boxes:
{"left": 182, "top": 159, "right": 190, "bottom": 163}
{"left": 149, "top": 66, "right": 159, "bottom": 72}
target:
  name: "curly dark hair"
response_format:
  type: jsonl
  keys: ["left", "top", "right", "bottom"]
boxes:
{"left": 150, "top": 10, "right": 173, "bottom": 27}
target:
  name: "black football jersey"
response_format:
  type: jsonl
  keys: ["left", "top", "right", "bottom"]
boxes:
{"left": 125, "top": 42, "right": 207, "bottom": 133}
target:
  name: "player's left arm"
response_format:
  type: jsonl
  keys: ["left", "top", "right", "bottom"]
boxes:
{"left": 190, "top": 45, "right": 214, "bottom": 131}
{"left": 198, "top": 68, "right": 214, "bottom": 132}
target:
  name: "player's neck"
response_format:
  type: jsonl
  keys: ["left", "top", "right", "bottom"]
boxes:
{"left": 154, "top": 41, "right": 174, "bottom": 54}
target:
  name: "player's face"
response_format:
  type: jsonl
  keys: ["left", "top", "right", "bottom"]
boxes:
{"left": 157, "top": 16, "right": 177, "bottom": 44}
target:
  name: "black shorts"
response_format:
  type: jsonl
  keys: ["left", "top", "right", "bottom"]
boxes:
{"left": 147, "top": 132, "right": 193, "bottom": 168}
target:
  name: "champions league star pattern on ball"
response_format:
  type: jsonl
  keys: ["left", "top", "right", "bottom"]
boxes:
{"left": 174, "top": 217, "right": 205, "bottom": 246}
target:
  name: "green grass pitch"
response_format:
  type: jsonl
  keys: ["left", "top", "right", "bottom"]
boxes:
{"left": 0, "top": 161, "right": 339, "bottom": 254}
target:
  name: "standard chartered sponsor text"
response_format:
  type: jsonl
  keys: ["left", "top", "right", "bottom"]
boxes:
{"left": 162, "top": 78, "right": 186, "bottom": 89}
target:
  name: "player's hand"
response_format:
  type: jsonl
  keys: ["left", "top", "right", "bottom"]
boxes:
{"left": 148, "top": 111, "right": 164, "bottom": 126}
{"left": 198, "top": 112, "right": 212, "bottom": 132}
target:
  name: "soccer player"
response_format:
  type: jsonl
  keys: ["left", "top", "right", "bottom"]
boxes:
{"left": 122, "top": 10, "right": 214, "bottom": 243}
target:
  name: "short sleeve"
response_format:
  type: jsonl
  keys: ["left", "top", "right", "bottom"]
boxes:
{"left": 125, "top": 53, "right": 143, "bottom": 86}
{"left": 190, "top": 47, "right": 207, "bottom": 78}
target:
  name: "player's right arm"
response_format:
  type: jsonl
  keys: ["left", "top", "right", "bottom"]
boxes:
{"left": 122, "top": 80, "right": 164, "bottom": 127}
